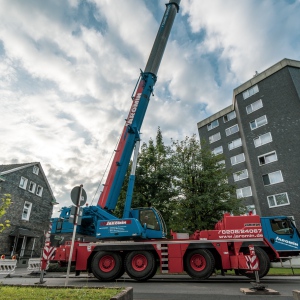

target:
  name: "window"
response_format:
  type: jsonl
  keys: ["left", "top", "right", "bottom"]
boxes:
{"left": 139, "top": 209, "right": 160, "bottom": 230}
{"left": 36, "top": 185, "right": 43, "bottom": 197}
{"left": 22, "top": 201, "right": 32, "bottom": 221}
{"left": 230, "top": 153, "right": 245, "bottom": 165}
{"left": 207, "top": 120, "right": 219, "bottom": 131}
{"left": 19, "top": 177, "right": 28, "bottom": 189}
{"left": 212, "top": 146, "right": 223, "bottom": 155}
{"left": 233, "top": 169, "right": 248, "bottom": 182}
{"left": 217, "top": 160, "right": 225, "bottom": 167}
{"left": 228, "top": 138, "right": 242, "bottom": 150}
{"left": 223, "top": 111, "right": 236, "bottom": 123}
{"left": 209, "top": 132, "right": 221, "bottom": 144}
{"left": 236, "top": 186, "right": 252, "bottom": 198}
{"left": 254, "top": 132, "right": 272, "bottom": 147}
{"left": 33, "top": 166, "right": 39, "bottom": 175}
{"left": 246, "top": 205, "right": 256, "bottom": 215}
{"left": 250, "top": 115, "right": 267, "bottom": 130}
{"left": 262, "top": 170, "right": 283, "bottom": 186}
{"left": 246, "top": 99, "right": 263, "bottom": 114}
{"left": 243, "top": 85, "right": 259, "bottom": 100}
{"left": 267, "top": 192, "right": 289, "bottom": 208}
{"left": 258, "top": 151, "right": 277, "bottom": 166}
{"left": 225, "top": 124, "right": 239, "bottom": 136}
{"left": 28, "top": 181, "right": 36, "bottom": 193}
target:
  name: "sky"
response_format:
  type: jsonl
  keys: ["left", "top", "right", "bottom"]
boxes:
{"left": 1, "top": 0, "right": 300, "bottom": 217}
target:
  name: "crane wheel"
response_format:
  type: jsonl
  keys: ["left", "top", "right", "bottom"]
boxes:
{"left": 240, "top": 247, "right": 270, "bottom": 279}
{"left": 184, "top": 249, "right": 215, "bottom": 280}
{"left": 125, "top": 251, "right": 156, "bottom": 281}
{"left": 91, "top": 251, "right": 123, "bottom": 281}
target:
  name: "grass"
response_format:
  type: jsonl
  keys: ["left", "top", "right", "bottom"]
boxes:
{"left": 267, "top": 267, "right": 300, "bottom": 276}
{"left": 218, "top": 267, "right": 300, "bottom": 276}
{"left": 0, "top": 286, "right": 122, "bottom": 300}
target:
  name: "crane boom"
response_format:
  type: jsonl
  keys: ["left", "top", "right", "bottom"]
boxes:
{"left": 98, "top": 0, "right": 180, "bottom": 211}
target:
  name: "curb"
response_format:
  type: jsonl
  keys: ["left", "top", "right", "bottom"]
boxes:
{"left": 112, "top": 287, "right": 133, "bottom": 300}
{"left": 1, "top": 284, "right": 133, "bottom": 300}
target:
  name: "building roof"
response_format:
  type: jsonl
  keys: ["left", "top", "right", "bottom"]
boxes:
{"left": 197, "top": 104, "right": 234, "bottom": 128}
{"left": 0, "top": 163, "right": 33, "bottom": 173}
{"left": 0, "top": 162, "right": 57, "bottom": 204}
{"left": 197, "top": 58, "right": 300, "bottom": 129}
{"left": 9, "top": 227, "right": 39, "bottom": 238}
{"left": 233, "top": 58, "right": 300, "bottom": 100}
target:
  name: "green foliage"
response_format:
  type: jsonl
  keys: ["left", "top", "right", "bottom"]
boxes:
{"left": 116, "top": 129, "right": 242, "bottom": 235}
{"left": 115, "top": 127, "right": 177, "bottom": 230}
{"left": 0, "top": 286, "right": 122, "bottom": 300}
{"left": 0, "top": 193, "right": 11, "bottom": 233}
{"left": 169, "top": 136, "right": 242, "bottom": 233}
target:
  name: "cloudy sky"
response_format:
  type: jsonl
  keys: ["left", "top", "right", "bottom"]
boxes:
{"left": 1, "top": 0, "right": 299, "bottom": 217}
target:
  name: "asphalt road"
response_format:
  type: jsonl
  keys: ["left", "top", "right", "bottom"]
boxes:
{"left": 1, "top": 271, "right": 300, "bottom": 300}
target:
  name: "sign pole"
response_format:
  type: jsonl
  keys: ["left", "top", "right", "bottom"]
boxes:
{"left": 65, "top": 184, "right": 83, "bottom": 286}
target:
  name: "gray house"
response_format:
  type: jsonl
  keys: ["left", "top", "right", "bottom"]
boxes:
{"left": 197, "top": 58, "right": 300, "bottom": 229}
{"left": 0, "top": 162, "right": 57, "bottom": 265}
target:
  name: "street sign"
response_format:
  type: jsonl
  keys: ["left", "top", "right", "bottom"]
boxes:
{"left": 70, "top": 186, "right": 87, "bottom": 206}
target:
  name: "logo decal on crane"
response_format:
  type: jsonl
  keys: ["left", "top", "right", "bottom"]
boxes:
{"left": 101, "top": 220, "right": 132, "bottom": 226}
{"left": 126, "top": 93, "right": 141, "bottom": 125}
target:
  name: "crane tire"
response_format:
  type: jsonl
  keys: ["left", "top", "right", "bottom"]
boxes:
{"left": 91, "top": 251, "right": 123, "bottom": 281}
{"left": 185, "top": 249, "right": 215, "bottom": 280}
{"left": 125, "top": 251, "right": 156, "bottom": 281}
{"left": 241, "top": 247, "right": 270, "bottom": 279}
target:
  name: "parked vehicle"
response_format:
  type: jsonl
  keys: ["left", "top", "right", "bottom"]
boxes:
{"left": 48, "top": 0, "right": 300, "bottom": 282}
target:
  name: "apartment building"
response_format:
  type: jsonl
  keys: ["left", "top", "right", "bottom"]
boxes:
{"left": 197, "top": 58, "right": 300, "bottom": 227}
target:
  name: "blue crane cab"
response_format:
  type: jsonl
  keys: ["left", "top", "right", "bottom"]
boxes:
{"left": 261, "top": 216, "right": 300, "bottom": 254}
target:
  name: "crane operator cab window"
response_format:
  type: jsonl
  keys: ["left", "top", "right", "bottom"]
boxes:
{"left": 270, "top": 218, "right": 294, "bottom": 235}
{"left": 139, "top": 209, "right": 160, "bottom": 231}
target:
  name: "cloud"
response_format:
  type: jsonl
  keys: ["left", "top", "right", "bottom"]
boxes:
{"left": 0, "top": 0, "right": 299, "bottom": 216}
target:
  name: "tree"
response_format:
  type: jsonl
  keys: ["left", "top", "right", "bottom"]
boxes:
{"left": 170, "top": 135, "right": 242, "bottom": 233}
{"left": 115, "top": 127, "right": 177, "bottom": 230}
{"left": 0, "top": 193, "right": 11, "bottom": 233}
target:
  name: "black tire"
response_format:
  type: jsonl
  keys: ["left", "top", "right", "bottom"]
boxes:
{"left": 241, "top": 247, "right": 270, "bottom": 279}
{"left": 91, "top": 251, "right": 123, "bottom": 281}
{"left": 185, "top": 249, "right": 215, "bottom": 280}
{"left": 125, "top": 251, "right": 156, "bottom": 281}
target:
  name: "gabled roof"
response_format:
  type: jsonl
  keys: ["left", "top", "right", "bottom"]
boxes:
{"left": 0, "top": 163, "right": 33, "bottom": 173}
{"left": 0, "top": 162, "right": 57, "bottom": 204}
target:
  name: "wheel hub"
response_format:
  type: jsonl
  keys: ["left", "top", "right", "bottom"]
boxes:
{"left": 99, "top": 255, "right": 115, "bottom": 272}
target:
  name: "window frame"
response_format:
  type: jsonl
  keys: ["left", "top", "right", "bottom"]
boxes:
{"left": 28, "top": 181, "right": 37, "bottom": 193}
{"left": 225, "top": 124, "right": 239, "bottom": 136}
{"left": 209, "top": 132, "right": 221, "bottom": 144}
{"left": 258, "top": 151, "right": 278, "bottom": 166}
{"left": 254, "top": 132, "right": 272, "bottom": 148}
{"left": 207, "top": 119, "right": 219, "bottom": 131}
{"left": 243, "top": 85, "right": 259, "bottom": 100}
{"left": 223, "top": 111, "right": 236, "bottom": 123}
{"left": 236, "top": 186, "right": 252, "bottom": 199}
{"left": 36, "top": 185, "right": 43, "bottom": 197}
{"left": 262, "top": 170, "right": 284, "bottom": 186}
{"left": 212, "top": 145, "right": 223, "bottom": 155}
{"left": 19, "top": 176, "right": 28, "bottom": 190}
{"left": 246, "top": 99, "right": 263, "bottom": 114}
{"left": 250, "top": 115, "right": 268, "bottom": 130}
{"left": 228, "top": 138, "right": 242, "bottom": 150}
{"left": 267, "top": 192, "right": 290, "bottom": 208}
{"left": 217, "top": 160, "right": 226, "bottom": 167}
{"left": 230, "top": 153, "right": 245, "bottom": 166}
{"left": 22, "top": 201, "right": 32, "bottom": 221}
{"left": 233, "top": 169, "right": 249, "bottom": 182}
{"left": 33, "top": 166, "right": 39, "bottom": 175}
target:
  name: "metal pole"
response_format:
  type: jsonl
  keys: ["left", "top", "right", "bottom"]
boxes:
{"left": 65, "top": 184, "right": 83, "bottom": 286}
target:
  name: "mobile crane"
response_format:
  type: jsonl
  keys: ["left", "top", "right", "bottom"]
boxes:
{"left": 49, "top": 0, "right": 300, "bottom": 282}
{"left": 51, "top": 0, "right": 180, "bottom": 241}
